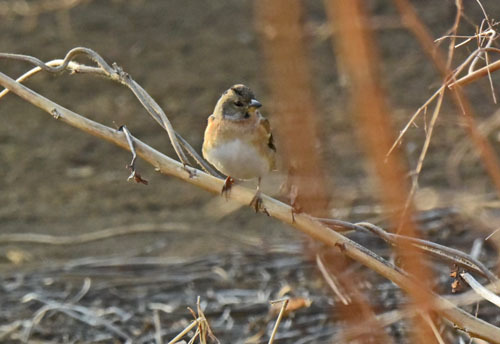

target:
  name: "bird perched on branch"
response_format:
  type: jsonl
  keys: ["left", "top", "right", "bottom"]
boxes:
{"left": 202, "top": 84, "right": 276, "bottom": 212}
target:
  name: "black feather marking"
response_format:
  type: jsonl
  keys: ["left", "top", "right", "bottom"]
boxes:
{"left": 231, "top": 86, "right": 244, "bottom": 97}
{"left": 268, "top": 133, "right": 276, "bottom": 152}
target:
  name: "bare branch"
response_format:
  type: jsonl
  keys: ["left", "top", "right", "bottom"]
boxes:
{"left": 1, "top": 53, "right": 500, "bottom": 341}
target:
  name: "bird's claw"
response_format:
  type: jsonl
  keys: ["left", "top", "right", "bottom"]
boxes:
{"left": 221, "top": 176, "right": 234, "bottom": 199}
{"left": 250, "top": 190, "right": 269, "bottom": 215}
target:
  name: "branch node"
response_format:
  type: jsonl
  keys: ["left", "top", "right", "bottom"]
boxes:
{"left": 50, "top": 108, "right": 61, "bottom": 119}
{"left": 183, "top": 164, "right": 197, "bottom": 179}
{"left": 335, "top": 242, "right": 347, "bottom": 252}
{"left": 127, "top": 168, "right": 148, "bottom": 185}
{"left": 118, "top": 125, "right": 148, "bottom": 185}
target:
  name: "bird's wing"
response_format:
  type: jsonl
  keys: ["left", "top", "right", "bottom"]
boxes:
{"left": 259, "top": 116, "right": 276, "bottom": 152}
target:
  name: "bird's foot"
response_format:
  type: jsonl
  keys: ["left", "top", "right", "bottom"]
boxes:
{"left": 221, "top": 176, "right": 234, "bottom": 199}
{"left": 250, "top": 190, "right": 269, "bottom": 215}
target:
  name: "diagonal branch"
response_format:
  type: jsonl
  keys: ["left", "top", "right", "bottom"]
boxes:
{"left": 1, "top": 68, "right": 500, "bottom": 342}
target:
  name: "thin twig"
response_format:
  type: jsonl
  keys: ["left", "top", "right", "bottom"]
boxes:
{"left": 0, "top": 222, "right": 187, "bottom": 245}
{"left": 419, "top": 311, "right": 446, "bottom": 344}
{"left": 483, "top": 40, "right": 497, "bottom": 104}
{"left": 153, "top": 310, "right": 163, "bottom": 344}
{"left": 474, "top": 0, "right": 491, "bottom": 27}
{"left": 315, "top": 254, "right": 351, "bottom": 305}
{"left": 446, "top": 108, "right": 500, "bottom": 186}
{"left": 195, "top": 296, "right": 219, "bottom": 344}
{"left": 393, "top": 0, "right": 500, "bottom": 200}
{"left": 118, "top": 125, "right": 149, "bottom": 184}
{"left": 68, "top": 277, "right": 92, "bottom": 303}
{"left": 196, "top": 297, "right": 208, "bottom": 344}
{"left": 167, "top": 318, "right": 201, "bottom": 344}
{"left": 400, "top": 86, "right": 446, "bottom": 231}
{"left": 461, "top": 272, "right": 500, "bottom": 309}
{"left": 268, "top": 299, "right": 289, "bottom": 344}
{"left": 188, "top": 329, "right": 200, "bottom": 344}
{"left": 449, "top": 59, "right": 500, "bottom": 88}
{"left": 398, "top": 0, "right": 462, "bottom": 231}
{"left": 386, "top": 85, "right": 445, "bottom": 158}
{"left": 387, "top": 46, "right": 500, "bottom": 150}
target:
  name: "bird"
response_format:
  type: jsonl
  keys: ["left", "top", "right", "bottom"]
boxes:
{"left": 202, "top": 84, "right": 276, "bottom": 212}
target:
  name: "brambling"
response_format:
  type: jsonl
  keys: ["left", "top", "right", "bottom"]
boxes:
{"left": 202, "top": 84, "right": 276, "bottom": 211}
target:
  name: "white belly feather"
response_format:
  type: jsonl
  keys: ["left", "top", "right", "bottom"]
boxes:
{"left": 205, "top": 139, "right": 270, "bottom": 180}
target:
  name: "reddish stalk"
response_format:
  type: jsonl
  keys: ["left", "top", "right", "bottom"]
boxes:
{"left": 255, "top": 0, "right": 330, "bottom": 217}
{"left": 255, "top": 1, "right": 390, "bottom": 341}
{"left": 325, "top": 1, "right": 437, "bottom": 342}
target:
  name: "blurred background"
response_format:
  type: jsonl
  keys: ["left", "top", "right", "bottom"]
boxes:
{"left": 1, "top": 0, "right": 500, "bottom": 342}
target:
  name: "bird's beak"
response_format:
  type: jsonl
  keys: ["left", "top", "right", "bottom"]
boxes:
{"left": 249, "top": 99, "right": 262, "bottom": 108}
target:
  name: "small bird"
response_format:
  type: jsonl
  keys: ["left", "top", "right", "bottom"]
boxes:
{"left": 202, "top": 84, "right": 276, "bottom": 211}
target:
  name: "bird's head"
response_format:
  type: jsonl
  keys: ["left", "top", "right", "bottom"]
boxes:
{"left": 213, "top": 84, "right": 262, "bottom": 120}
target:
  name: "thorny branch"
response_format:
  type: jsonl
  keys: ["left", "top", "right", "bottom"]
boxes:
{"left": 1, "top": 48, "right": 500, "bottom": 341}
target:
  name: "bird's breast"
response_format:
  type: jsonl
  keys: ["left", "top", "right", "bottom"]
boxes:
{"left": 203, "top": 138, "right": 271, "bottom": 180}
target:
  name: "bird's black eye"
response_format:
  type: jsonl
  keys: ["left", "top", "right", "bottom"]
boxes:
{"left": 234, "top": 101, "right": 244, "bottom": 107}
{"left": 244, "top": 112, "right": 250, "bottom": 119}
